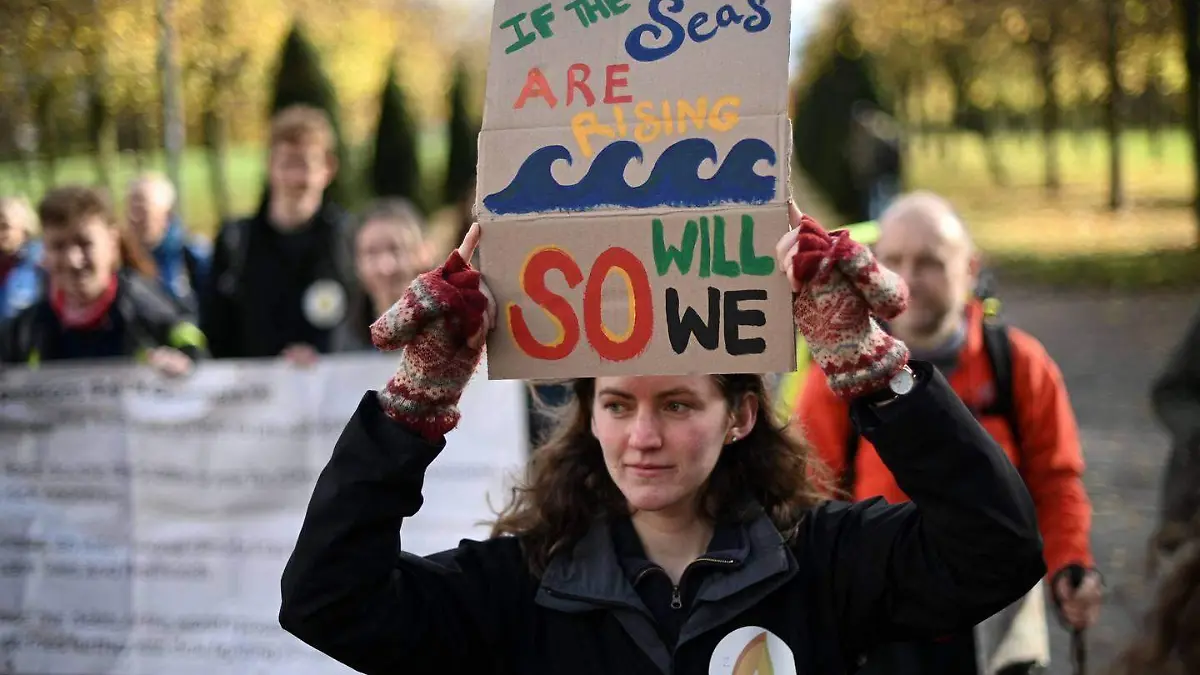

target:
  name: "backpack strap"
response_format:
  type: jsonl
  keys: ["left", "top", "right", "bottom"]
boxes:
{"left": 839, "top": 321, "right": 1023, "bottom": 497}
{"left": 980, "top": 320, "right": 1023, "bottom": 453}
{"left": 215, "top": 218, "right": 251, "bottom": 300}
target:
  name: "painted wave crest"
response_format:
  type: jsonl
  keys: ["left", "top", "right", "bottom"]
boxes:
{"left": 483, "top": 137, "right": 777, "bottom": 215}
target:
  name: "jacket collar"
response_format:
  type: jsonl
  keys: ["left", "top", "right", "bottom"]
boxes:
{"left": 610, "top": 514, "right": 748, "bottom": 583}
{"left": 534, "top": 505, "right": 799, "bottom": 674}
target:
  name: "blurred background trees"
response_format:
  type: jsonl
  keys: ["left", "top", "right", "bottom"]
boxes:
{"left": 792, "top": 0, "right": 1200, "bottom": 255}
{"left": 0, "top": 0, "right": 484, "bottom": 231}
{"left": 0, "top": 0, "right": 1195, "bottom": 270}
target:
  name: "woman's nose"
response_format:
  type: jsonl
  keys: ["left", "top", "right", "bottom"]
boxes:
{"left": 627, "top": 410, "right": 663, "bottom": 449}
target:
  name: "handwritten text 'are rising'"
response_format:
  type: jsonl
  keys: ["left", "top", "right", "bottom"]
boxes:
{"left": 500, "top": 0, "right": 772, "bottom": 63}
{"left": 512, "top": 64, "right": 742, "bottom": 157}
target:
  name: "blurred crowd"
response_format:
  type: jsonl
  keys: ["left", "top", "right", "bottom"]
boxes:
{"left": 0, "top": 104, "right": 452, "bottom": 373}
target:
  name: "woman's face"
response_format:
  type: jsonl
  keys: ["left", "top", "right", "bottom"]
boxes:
{"left": 592, "top": 375, "right": 755, "bottom": 518}
{"left": 355, "top": 218, "right": 431, "bottom": 303}
{"left": 42, "top": 216, "right": 120, "bottom": 303}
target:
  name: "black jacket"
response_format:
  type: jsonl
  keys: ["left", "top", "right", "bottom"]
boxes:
{"left": 0, "top": 271, "right": 208, "bottom": 365}
{"left": 199, "top": 200, "right": 356, "bottom": 359}
{"left": 279, "top": 362, "right": 1045, "bottom": 675}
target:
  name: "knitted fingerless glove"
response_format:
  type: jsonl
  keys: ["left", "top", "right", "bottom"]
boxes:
{"left": 790, "top": 213, "right": 910, "bottom": 400}
{"left": 371, "top": 250, "right": 488, "bottom": 441}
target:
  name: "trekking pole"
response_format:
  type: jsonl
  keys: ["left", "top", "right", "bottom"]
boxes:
{"left": 1067, "top": 566, "right": 1088, "bottom": 675}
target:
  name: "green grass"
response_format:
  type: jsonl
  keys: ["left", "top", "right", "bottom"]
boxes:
{"left": 0, "top": 130, "right": 451, "bottom": 239}
{"left": 904, "top": 128, "right": 1200, "bottom": 288}
{"left": 907, "top": 128, "right": 1198, "bottom": 256}
{"left": 4, "top": 127, "right": 1198, "bottom": 287}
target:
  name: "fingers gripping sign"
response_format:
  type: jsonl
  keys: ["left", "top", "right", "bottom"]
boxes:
{"left": 457, "top": 223, "right": 499, "bottom": 351}
{"left": 372, "top": 222, "right": 498, "bottom": 441}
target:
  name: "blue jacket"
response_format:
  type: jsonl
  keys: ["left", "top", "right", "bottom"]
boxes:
{"left": 152, "top": 216, "right": 211, "bottom": 319}
{"left": 0, "top": 239, "right": 45, "bottom": 321}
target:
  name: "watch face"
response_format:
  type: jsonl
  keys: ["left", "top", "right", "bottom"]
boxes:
{"left": 890, "top": 367, "right": 915, "bottom": 395}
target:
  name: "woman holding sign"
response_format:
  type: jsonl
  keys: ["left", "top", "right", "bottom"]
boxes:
{"left": 279, "top": 204, "right": 1045, "bottom": 675}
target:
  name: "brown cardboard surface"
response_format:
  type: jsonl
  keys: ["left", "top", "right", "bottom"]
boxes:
{"left": 475, "top": 0, "right": 795, "bottom": 379}
{"left": 480, "top": 0, "right": 791, "bottom": 134}
{"left": 480, "top": 206, "right": 795, "bottom": 379}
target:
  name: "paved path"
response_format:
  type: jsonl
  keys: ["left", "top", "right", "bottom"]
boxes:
{"left": 995, "top": 283, "right": 1197, "bottom": 673}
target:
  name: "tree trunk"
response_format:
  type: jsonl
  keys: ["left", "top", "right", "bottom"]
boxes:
{"left": 1181, "top": 0, "right": 1200, "bottom": 243}
{"left": 1033, "top": 26, "right": 1061, "bottom": 195}
{"left": 4, "top": 55, "right": 38, "bottom": 195}
{"left": 34, "top": 84, "right": 58, "bottom": 191}
{"left": 203, "top": 105, "right": 231, "bottom": 224}
{"left": 158, "top": 0, "right": 185, "bottom": 214}
{"left": 88, "top": 0, "right": 115, "bottom": 195}
{"left": 980, "top": 126, "right": 1010, "bottom": 188}
{"left": 1105, "top": 0, "right": 1124, "bottom": 211}
{"left": 1147, "top": 52, "right": 1164, "bottom": 162}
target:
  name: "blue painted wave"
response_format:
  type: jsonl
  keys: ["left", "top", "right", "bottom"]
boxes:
{"left": 483, "top": 137, "right": 777, "bottom": 215}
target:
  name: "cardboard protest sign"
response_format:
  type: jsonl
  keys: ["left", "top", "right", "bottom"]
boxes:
{"left": 477, "top": 0, "right": 796, "bottom": 380}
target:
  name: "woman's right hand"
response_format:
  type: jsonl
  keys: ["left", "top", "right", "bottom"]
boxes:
{"left": 371, "top": 223, "right": 496, "bottom": 441}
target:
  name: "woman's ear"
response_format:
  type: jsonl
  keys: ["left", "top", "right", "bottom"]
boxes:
{"left": 727, "top": 394, "right": 759, "bottom": 443}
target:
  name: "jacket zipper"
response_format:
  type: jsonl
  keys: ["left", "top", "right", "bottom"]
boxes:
{"left": 636, "top": 557, "right": 737, "bottom": 611}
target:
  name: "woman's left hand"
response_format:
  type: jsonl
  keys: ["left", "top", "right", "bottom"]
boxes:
{"left": 774, "top": 201, "right": 910, "bottom": 400}
{"left": 147, "top": 346, "right": 194, "bottom": 378}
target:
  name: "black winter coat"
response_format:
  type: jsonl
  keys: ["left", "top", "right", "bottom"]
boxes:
{"left": 0, "top": 270, "right": 207, "bottom": 365}
{"left": 278, "top": 361, "right": 1045, "bottom": 675}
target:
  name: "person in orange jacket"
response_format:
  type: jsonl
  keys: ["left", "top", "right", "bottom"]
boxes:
{"left": 795, "top": 191, "right": 1102, "bottom": 675}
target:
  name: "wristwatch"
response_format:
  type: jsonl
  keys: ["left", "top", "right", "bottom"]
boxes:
{"left": 861, "top": 364, "right": 916, "bottom": 405}
{"left": 888, "top": 364, "right": 916, "bottom": 396}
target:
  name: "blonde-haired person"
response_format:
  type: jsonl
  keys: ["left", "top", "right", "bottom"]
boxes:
{"left": 0, "top": 196, "right": 45, "bottom": 320}
{"left": 279, "top": 205, "right": 1046, "bottom": 674}
{"left": 338, "top": 198, "right": 433, "bottom": 351}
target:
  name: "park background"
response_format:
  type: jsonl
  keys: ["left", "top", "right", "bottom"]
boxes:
{"left": 1, "top": 0, "right": 1197, "bottom": 288}
{"left": 1, "top": 2, "right": 1199, "bottom": 670}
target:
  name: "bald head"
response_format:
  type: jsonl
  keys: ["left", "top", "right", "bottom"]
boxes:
{"left": 878, "top": 191, "right": 973, "bottom": 255}
{"left": 873, "top": 191, "right": 980, "bottom": 347}
{"left": 126, "top": 174, "right": 176, "bottom": 247}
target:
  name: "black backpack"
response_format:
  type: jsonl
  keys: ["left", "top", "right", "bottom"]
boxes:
{"left": 839, "top": 319, "right": 1023, "bottom": 496}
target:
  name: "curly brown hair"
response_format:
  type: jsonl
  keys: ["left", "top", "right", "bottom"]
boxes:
{"left": 490, "top": 374, "right": 831, "bottom": 575}
{"left": 1109, "top": 535, "right": 1200, "bottom": 675}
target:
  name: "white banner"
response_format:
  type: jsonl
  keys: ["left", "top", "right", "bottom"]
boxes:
{"left": 0, "top": 355, "right": 529, "bottom": 675}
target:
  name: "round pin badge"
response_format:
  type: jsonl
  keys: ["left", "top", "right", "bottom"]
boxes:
{"left": 708, "top": 626, "right": 796, "bottom": 675}
{"left": 302, "top": 279, "right": 347, "bottom": 329}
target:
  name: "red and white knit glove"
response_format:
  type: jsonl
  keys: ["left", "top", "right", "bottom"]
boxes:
{"left": 780, "top": 204, "right": 910, "bottom": 400}
{"left": 371, "top": 249, "right": 489, "bottom": 441}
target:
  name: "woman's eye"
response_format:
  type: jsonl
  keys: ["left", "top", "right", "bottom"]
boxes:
{"left": 664, "top": 401, "right": 691, "bottom": 413}
{"left": 603, "top": 402, "right": 628, "bottom": 414}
